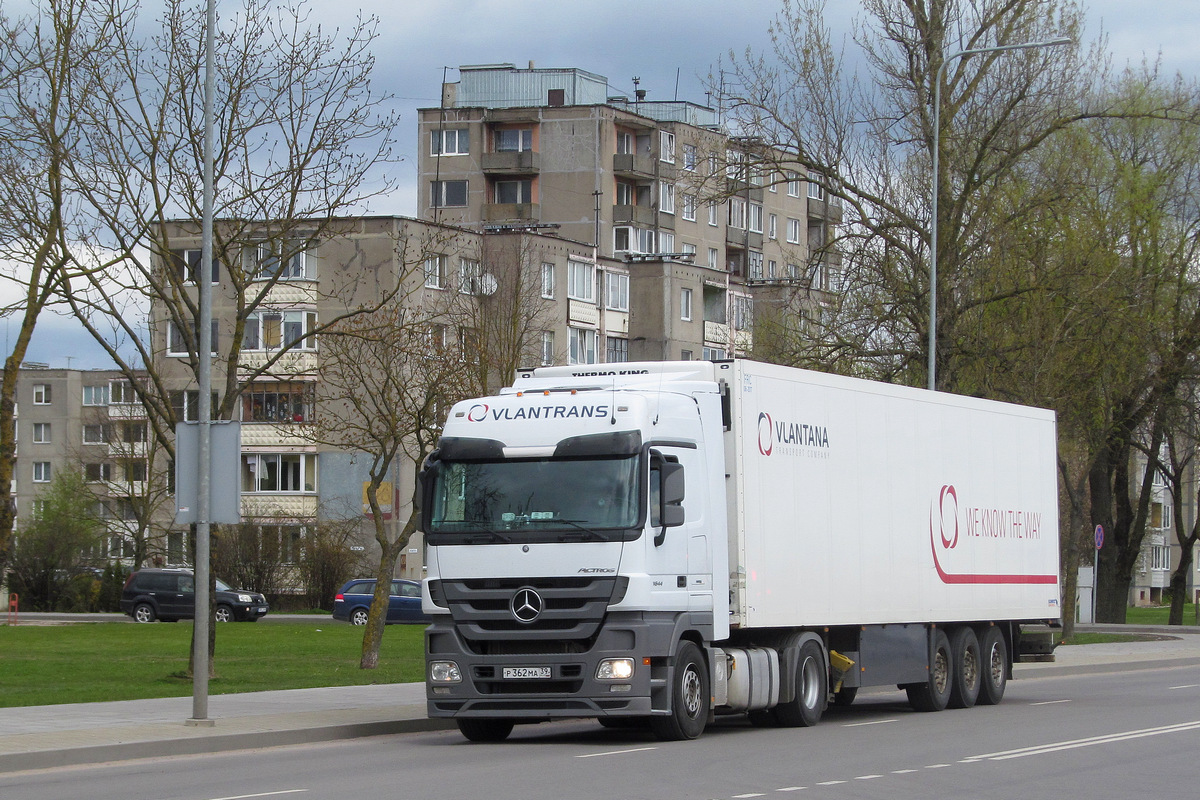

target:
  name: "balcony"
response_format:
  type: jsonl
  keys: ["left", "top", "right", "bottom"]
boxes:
{"left": 704, "top": 320, "right": 730, "bottom": 345}
{"left": 483, "top": 202, "right": 540, "bottom": 222}
{"left": 239, "top": 350, "right": 319, "bottom": 376}
{"left": 613, "top": 204, "right": 656, "bottom": 227}
{"left": 726, "top": 229, "right": 764, "bottom": 250}
{"left": 726, "top": 179, "right": 763, "bottom": 202}
{"left": 808, "top": 195, "right": 843, "bottom": 223}
{"left": 482, "top": 150, "right": 540, "bottom": 174}
{"left": 613, "top": 153, "right": 656, "bottom": 178}
{"left": 241, "top": 493, "right": 319, "bottom": 519}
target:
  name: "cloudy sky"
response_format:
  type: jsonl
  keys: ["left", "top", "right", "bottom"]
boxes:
{"left": 21, "top": 0, "right": 1200, "bottom": 370}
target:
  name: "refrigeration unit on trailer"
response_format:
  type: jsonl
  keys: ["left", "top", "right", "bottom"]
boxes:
{"left": 420, "top": 360, "right": 1060, "bottom": 741}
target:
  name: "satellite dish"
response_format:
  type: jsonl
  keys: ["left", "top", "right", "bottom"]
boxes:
{"left": 479, "top": 273, "right": 498, "bottom": 296}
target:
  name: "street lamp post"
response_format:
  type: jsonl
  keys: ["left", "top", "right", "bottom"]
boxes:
{"left": 927, "top": 37, "right": 1072, "bottom": 391}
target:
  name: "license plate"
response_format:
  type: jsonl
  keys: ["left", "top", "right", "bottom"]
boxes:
{"left": 503, "top": 666, "right": 552, "bottom": 679}
{"left": 256, "top": 607, "right": 268, "bottom": 613}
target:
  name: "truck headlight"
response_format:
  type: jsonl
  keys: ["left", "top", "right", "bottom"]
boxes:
{"left": 429, "top": 660, "right": 462, "bottom": 683}
{"left": 596, "top": 658, "right": 635, "bottom": 680}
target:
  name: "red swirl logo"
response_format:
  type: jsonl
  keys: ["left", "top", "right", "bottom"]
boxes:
{"left": 467, "top": 404, "right": 489, "bottom": 422}
{"left": 937, "top": 484, "right": 959, "bottom": 550}
{"left": 757, "top": 412, "right": 773, "bottom": 456}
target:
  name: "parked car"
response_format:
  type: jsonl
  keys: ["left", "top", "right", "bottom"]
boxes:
{"left": 332, "top": 578, "right": 429, "bottom": 625}
{"left": 120, "top": 568, "right": 270, "bottom": 623}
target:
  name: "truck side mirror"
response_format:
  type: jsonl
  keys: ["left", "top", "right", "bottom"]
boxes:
{"left": 651, "top": 455, "right": 685, "bottom": 546}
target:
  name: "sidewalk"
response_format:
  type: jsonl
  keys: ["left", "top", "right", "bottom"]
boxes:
{"left": 1, "top": 624, "right": 1198, "bottom": 774}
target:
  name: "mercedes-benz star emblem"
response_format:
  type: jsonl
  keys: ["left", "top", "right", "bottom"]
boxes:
{"left": 510, "top": 587, "right": 543, "bottom": 623}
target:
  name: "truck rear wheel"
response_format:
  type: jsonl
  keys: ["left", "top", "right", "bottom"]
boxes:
{"left": 978, "top": 626, "right": 1008, "bottom": 705}
{"left": 651, "top": 641, "right": 709, "bottom": 741}
{"left": 456, "top": 718, "right": 514, "bottom": 742}
{"left": 948, "top": 627, "right": 980, "bottom": 709}
{"left": 774, "top": 639, "right": 826, "bottom": 727}
{"left": 906, "top": 628, "right": 952, "bottom": 712}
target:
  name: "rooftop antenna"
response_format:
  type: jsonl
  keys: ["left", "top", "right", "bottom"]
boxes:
{"left": 674, "top": 67, "right": 680, "bottom": 101}
{"left": 632, "top": 76, "right": 643, "bottom": 111}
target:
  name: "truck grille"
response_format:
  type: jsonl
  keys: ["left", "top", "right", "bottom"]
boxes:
{"left": 435, "top": 576, "right": 626, "bottom": 645}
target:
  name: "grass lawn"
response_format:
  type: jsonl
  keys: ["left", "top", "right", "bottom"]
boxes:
{"left": 1123, "top": 603, "right": 1198, "bottom": 626}
{"left": 0, "top": 621, "right": 426, "bottom": 708}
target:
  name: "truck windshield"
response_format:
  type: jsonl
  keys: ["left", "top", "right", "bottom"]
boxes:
{"left": 428, "top": 456, "right": 640, "bottom": 535}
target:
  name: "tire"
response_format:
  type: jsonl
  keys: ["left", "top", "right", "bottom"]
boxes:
{"left": 132, "top": 602, "right": 156, "bottom": 623}
{"left": 832, "top": 686, "right": 858, "bottom": 707}
{"left": 456, "top": 718, "right": 514, "bottom": 742}
{"left": 650, "top": 641, "right": 709, "bottom": 741}
{"left": 350, "top": 608, "right": 369, "bottom": 626}
{"left": 906, "top": 628, "right": 952, "bottom": 712}
{"left": 978, "top": 626, "right": 1008, "bottom": 705}
{"left": 774, "top": 639, "right": 827, "bottom": 727}
{"left": 215, "top": 605, "right": 234, "bottom": 623}
{"left": 948, "top": 627, "right": 981, "bottom": 709}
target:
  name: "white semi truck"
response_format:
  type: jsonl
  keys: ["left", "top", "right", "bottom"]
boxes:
{"left": 420, "top": 360, "right": 1060, "bottom": 741}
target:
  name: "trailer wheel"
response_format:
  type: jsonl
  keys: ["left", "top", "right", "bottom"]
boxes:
{"left": 977, "top": 627, "right": 1008, "bottom": 705}
{"left": 456, "top": 718, "right": 514, "bottom": 742}
{"left": 906, "top": 628, "right": 952, "bottom": 712}
{"left": 775, "top": 639, "right": 827, "bottom": 727}
{"left": 947, "top": 627, "right": 981, "bottom": 708}
{"left": 651, "top": 641, "right": 709, "bottom": 741}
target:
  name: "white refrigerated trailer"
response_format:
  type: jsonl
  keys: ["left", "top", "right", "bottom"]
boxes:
{"left": 421, "top": 360, "right": 1060, "bottom": 741}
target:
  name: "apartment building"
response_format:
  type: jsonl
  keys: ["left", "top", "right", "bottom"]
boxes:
{"left": 11, "top": 366, "right": 157, "bottom": 564}
{"left": 418, "top": 63, "right": 842, "bottom": 364}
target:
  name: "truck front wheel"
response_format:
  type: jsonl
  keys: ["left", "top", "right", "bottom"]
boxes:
{"left": 456, "top": 718, "right": 514, "bottom": 742}
{"left": 651, "top": 641, "right": 709, "bottom": 741}
{"left": 774, "top": 639, "right": 827, "bottom": 727}
{"left": 906, "top": 628, "right": 952, "bottom": 712}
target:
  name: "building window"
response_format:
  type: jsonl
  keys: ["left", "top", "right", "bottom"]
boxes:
{"left": 110, "top": 380, "right": 138, "bottom": 404}
{"left": 494, "top": 128, "right": 533, "bottom": 152}
{"left": 541, "top": 262, "right": 556, "bottom": 299}
{"left": 241, "top": 453, "right": 316, "bottom": 493}
{"left": 85, "top": 463, "right": 112, "bottom": 482}
{"left": 768, "top": 213, "right": 778, "bottom": 240}
{"left": 659, "top": 182, "right": 675, "bottom": 215}
{"left": 728, "top": 198, "right": 746, "bottom": 230}
{"left": 568, "top": 327, "right": 597, "bottom": 365}
{"left": 242, "top": 311, "right": 318, "bottom": 352}
{"left": 787, "top": 218, "right": 802, "bottom": 244}
{"left": 258, "top": 524, "right": 305, "bottom": 564}
{"left": 33, "top": 384, "right": 51, "bottom": 405}
{"left": 171, "top": 390, "right": 217, "bottom": 423}
{"left": 241, "top": 382, "right": 314, "bottom": 423}
{"left": 606, "top": 272, "right": 630, "bottom": 312}
{"left": 33, "top": 462, "right": 51, "bottom": 483}
{"left": 541, "top": 331, "right": 555, "bottom": 366}
{"left": 726, "top": 148, "right": 745, "bottom": 180}
{"left": 170, "top": 248, "right": 221, "bottom": 284}
{"left": 658, "top": 232, "right": 675, "bottom": 253}
{"left": 767, "top": 259, "right": 778, "bottom": 279}
{"left": 708, "top": 201, "right": 718, "bottom": 227}
{"left": 246, "top": 240, "right": 310, "bottom": 280}
{"left": 606, "top": 336, "right": 629, "bottom": 363}
{"left": 748, "top": 251, "right": 764, "bottom": 281}
{"left": 82, "top": 385, "right": 109, "bottom": 406}
{"left": 567, "top": 260, "right": 596, "bottom": 302}
{"left": 681, "top": 243, "right": 697, "bottom": 261}
{"left": 121, "top": 421, "right": 147, "bottom": 444}
{"left": 683, "top": 143, "right": 697, "bottom": 171}
{"left": 431, "top": 128, "right": 469, "bottom": 155}
{"left": 749, "top": 203, "right": 764, "bottom": 234}
{"left": 167, "top": 319, "right": 219, "bottom": 356}
{"left": 659, "top": 130, "right": 675, "bottom": 163}
{"left": 459, "top": 258, "right": 483, "bottom": 294}
{"left": 682, "top": 193, "right": 696, "bottom": 222}
{"left": 681, "top": 349, "right": 693, "bottom": 361}
{"left": 681, "top": 288, "right": 693, "bottom": 321}
{"left": 787, "top": 171, "right": 801, "bottom": 197}
{"left": 424, "top": 255, "right": 446, "bottom": 289}
{"left": 708, "top": 248, "right": 719, "bottom": 269}
{"left": 431, "top": 179, "right": 468, "bottom": 208}
{"left": 703, "top": 346, "right": 727, "bottom": 361}
{"left": 614, "top": 226, "right": 654, "bottom": 254}
{"left": 83, "top": 424, "right": 110, "bottom": 444}
{"left": 32, "top": 423, "right": 50, "bottom": 444}
{"left": 617, "top": 130, "right": 634, "bottom": 155}
{"left": 733, "top": 295, "right": 754, "bottom": 330}
{"left": 807, "top": 172, "right": 825, "bottom": 199}
{"left": 123, "top": 459, "right": 148, "bottom": 482}
{"left": 494, "top": 179, "right": 533, "bottom": 204}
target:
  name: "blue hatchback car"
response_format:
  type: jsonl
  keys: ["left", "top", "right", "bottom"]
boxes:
{"left": 332, "top": 578, "right": 430, "bottom": 625}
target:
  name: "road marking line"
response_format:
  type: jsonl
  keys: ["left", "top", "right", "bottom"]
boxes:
{"left": 892, "top": 769, "right": 918, "bottom": 774}
{"left": 816, "top": 780, "right": 845, "bottom": 786}
{"left": 854, "top": 775, "right": 881, "bottom": 780}
{"left": 575, "top": 746, "right": 658, "bottom": 758}
{"left": 732, "top": 794, "right": 765, "bottom": 798}
{"left": 1169, "top": 684, "right": 1199, "bottom": 690}
{"left": 926, "top": 764, "right": 951, "bottom": 769}
{"left": 1030, "top": 699, "right": 1071, "bottom": 706}
{"left": 208, "top": 792, "right": 308, "bottom": 800}
{"left": 970, "top": 720, "right": 1200, "bottom": 761}
{"left": 844, "top": 719, "right": 896, "bottom": 727}
{"left": 776, "top": 787, "right": 806, "bottom": 792}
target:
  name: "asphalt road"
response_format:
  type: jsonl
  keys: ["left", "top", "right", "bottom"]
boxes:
{"left": 5, "top": 661, "right": 1198, "bottom": 800}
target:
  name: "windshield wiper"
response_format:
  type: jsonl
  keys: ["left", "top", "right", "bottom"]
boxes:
{"left": 529, "top": 517, "right": 606, "bottom": 541}
{"left": 465, "top": 530, "right": 512, "bottom": 543}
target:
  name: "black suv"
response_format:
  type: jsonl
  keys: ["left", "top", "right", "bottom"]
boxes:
{"left": 120, "top": 569, "right": 270, "bottom": 623}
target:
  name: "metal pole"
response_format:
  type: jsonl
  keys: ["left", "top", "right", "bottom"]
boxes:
{"left": 188, "top": 0, "right": 217, "bottom": 726}
{"left": 927, "top": 37, "right": 1072, "bottom": 391}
